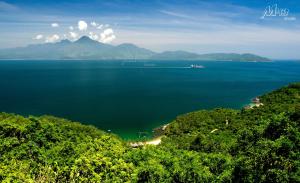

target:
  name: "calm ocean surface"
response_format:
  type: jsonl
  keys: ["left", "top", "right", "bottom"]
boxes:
{"left": 0, "top": 60, "right": 299, "bottom": 139}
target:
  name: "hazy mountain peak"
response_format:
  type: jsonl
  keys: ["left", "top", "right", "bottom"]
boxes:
{"left": 59, "top": 39, "right": 71, "bottom": 44}
{"left": 75, "top": 36, "right": 98, "bottom": 44}
{"left": 0, "top": 38, "right": 270, "bottom": 61}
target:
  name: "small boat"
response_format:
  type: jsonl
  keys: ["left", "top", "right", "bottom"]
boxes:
{"left": 190, "top": 64, "right": 204, "bottom": 68}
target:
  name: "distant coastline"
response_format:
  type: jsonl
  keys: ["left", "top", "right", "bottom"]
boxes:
{"left": 0, "top": 36, "right": 271, "bottom": 62}
{"left": 0, "top": 58, "right": 274, "bottom": 63}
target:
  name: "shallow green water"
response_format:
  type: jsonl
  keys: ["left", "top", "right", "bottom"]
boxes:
{"left": 0, "top": 60, "right": 299, "bottom": 139}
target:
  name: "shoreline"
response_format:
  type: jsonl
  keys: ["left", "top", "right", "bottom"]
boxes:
{"left": 129, "top": 123, "right": 169, "bottom": 147}
{"left": 129, "top": 96, "right": 263, "bottom": 147}
{"left": 243, "top": 97, "right": 264, "bottom": 110}
{"left": 130, "top": 136, "right": 163, "bottom": 147}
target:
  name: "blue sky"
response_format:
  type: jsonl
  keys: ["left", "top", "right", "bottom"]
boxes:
{"left": 0, "top": 0, "right": 299, "bottom": 59}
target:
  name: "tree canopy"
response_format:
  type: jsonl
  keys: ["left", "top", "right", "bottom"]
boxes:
{"left": 0, "top": 83, "right": 299, "bottom": 182}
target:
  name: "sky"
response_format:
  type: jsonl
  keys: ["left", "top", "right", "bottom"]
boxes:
{"left": 0, "top": 0, "right": 299, "bottom": 59}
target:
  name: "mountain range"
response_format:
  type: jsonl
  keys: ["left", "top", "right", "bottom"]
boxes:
{"left": 0, "top": 36, "right": 270, "bottom": 61}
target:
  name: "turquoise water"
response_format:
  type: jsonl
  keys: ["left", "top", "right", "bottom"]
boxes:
{"left": 0, "top": 60, "right": 299, "bottom": 139}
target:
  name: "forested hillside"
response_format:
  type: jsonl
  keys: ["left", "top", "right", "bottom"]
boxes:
{"left": 0, "top": 83, "right": 299, "bottom": 182}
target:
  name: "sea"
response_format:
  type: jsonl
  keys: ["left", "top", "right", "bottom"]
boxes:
{"left": 0, "top": 60, "right": 299, "bottom": 139}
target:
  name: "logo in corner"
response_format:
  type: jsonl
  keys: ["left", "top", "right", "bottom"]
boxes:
{"left": 261, "top": 4, "right": 296, "bottom": 21}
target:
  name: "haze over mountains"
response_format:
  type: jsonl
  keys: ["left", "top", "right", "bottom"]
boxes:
{"left": 0, "top": 36, "right": 270, "bottom": 61}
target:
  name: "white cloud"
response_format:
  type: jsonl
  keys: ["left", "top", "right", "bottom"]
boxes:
{"left": 51, "top": 23, "right": 59, "bottom": 28}
{"left": 69, "top": 26, "right": 74, "bottom": 30}
{"left": 103, "top": 28, "right": 113, "bottom": 35}
{"left": 91, "top": 21, "right": 98, "bottom": 27}
{"left": 45, "top": 34, "right": 60, "bottom": 43}
{"left": 69, "top": 31, "right": 78, "bottom": 39}
{"left": 33, "top": 34, "right": 43, "bottom": 40}
{"left": 97, "top": 24, "right": 103, "bottom": 29}
{"left": 104, "top": 24, "right": 110, "bottom": 28}
{"left": 102, "top": 34, "right": 116, "bottom": 43}
{"left": 100, "top": 28, "right": 116, "bottom": 43}
{"left": 89, "top": 32, "right": 99, "bottom": 40}
{"left": 78, "top": 20, "right": 88, "bottom": 31}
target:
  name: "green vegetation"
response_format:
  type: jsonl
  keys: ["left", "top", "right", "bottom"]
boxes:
{"left": 1, "top": 83, "right": 299, "bottom": 182}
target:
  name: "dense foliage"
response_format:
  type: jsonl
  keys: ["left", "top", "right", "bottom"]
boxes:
{"left": 0, "top": 83, "right": 299, "bottom": 182}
